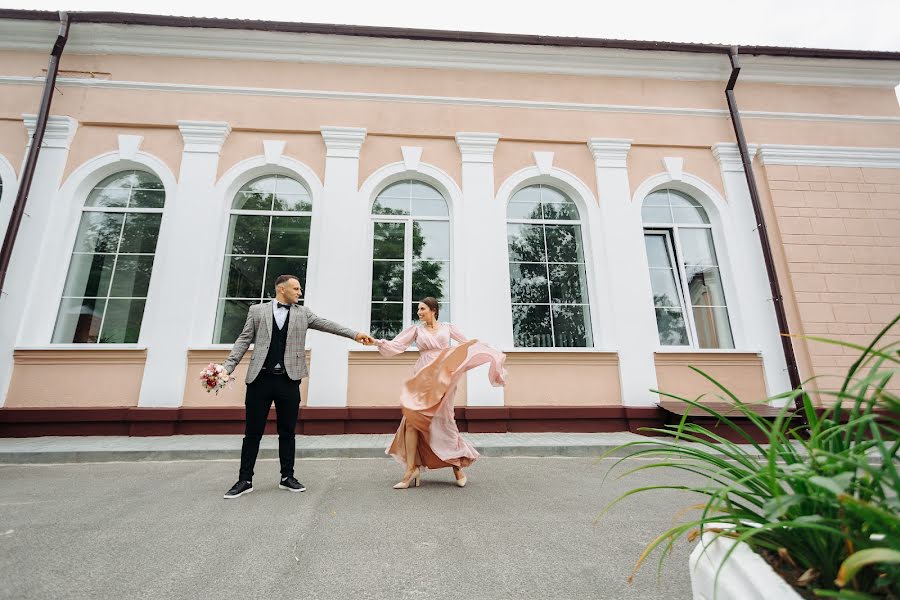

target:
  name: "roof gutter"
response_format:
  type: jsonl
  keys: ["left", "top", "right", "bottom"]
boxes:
{"left": 0, "top": 11, "right": 70, "bottom": 296}
{"left": 724, "top": 46, "right": 805, "bottom": 413}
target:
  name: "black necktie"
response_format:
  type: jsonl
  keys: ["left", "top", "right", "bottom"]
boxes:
{"left": 277, "top": 303, "right": 292, "bottom": 310}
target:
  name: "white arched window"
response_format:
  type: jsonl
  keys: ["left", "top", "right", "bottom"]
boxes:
{"left": 53, "top": 170, "right": 165, "bottom": 343}
{"left": 214, "top": 174, "right": 313, "bottom": 343}
{"left": 506, "top": 184, "right": 593, "bottom": 347}
{"left": 369, "top": 179, "right": 450, "bottom": 340}
{"left": 642, "top": 188, "right": 734, "bottom": 348}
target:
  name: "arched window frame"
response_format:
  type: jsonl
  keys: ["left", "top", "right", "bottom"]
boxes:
{"left": 359, "top": 162, "right": 461, "bottom": 339}
{"left": 632, "top": 173, "right": 745, "bottom": 351}
{"left": 496, "top": 168, "right": 608, "bottom": 350}
{"left": 207, "top": 156, "right": 324, "bottom": 345}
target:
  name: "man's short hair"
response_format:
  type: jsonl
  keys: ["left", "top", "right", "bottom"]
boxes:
{"left": 274, "top": 274, "right": 300, "bottom": 288}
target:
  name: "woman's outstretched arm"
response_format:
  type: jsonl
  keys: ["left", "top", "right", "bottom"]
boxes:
{"left": 375, "top": 325, "right": 418, "bottom": 357}
{"left": 448, "top": 323, "right": 469, "bottom": 344}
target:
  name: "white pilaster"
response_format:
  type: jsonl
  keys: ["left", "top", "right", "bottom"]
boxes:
{"left": 712, "top": 143, "right": 790, "bottom": 397}
{"left": 455, "top": 132, "right": 507, "bottom": 407}
{"left": 0, "top": 115, "right": 78, "bottom": 406}
{"left": 305, "top": 126, "right": 367, "bottom": 407}
{"left": 588, "top": 138, "right": 659, "bottom": 406}
{"left": 136, "top": 121, "right": 230, "bottom": 407}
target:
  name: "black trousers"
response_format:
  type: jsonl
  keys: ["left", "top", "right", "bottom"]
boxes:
{"left": 238, "top": 373, "right": 301, "bottom": 481}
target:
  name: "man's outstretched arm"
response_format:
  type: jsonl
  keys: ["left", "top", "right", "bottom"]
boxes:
{"left": 223, "top": 307, "right": 257, "bottom": 374}
{"left": 306, "top": 308, "right": 374, "bottom": 344}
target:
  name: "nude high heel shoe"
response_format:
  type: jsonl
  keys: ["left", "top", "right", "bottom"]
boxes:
{"left": 393, "top": 469, "right": 421, "bottom": 489}
{"left": 453, "top": 467, "right": 467, "bottom": 488}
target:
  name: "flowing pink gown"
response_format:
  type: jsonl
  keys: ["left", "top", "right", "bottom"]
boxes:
{"left": 376, "top": 323, "right": 507, "bottom": 470}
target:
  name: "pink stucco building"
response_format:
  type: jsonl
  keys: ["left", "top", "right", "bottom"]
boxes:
{"left": 0, "top": 10, "right": 898, "bottom": 435}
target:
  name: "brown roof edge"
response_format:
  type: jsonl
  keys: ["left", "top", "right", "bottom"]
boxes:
{"left": 3, "top": 8, "right": 900, "bottom": 61}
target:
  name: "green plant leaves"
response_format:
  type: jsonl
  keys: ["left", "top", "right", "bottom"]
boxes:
{"left": 835, "top": 548, "right": 900, "bottom": 588}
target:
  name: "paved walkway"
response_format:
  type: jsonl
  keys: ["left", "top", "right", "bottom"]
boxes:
{"left": 0, "top": 432, "right": 765, "bottom": 463}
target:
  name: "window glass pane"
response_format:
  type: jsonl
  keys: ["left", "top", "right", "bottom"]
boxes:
{"left": 268, "top": 216, "right": 310, "bottom": 256}
{"left": 222, "top": 255, "right": 265, "bottom": 298}
{"left": 370, "top": 303, "right": 404, "bottom": 340}
{"left": 655, "top": 308, "right": 690, "bottom": 346}
{"left": 379, "top": 181, "right": 412, "bottom": 199}
{"left": 85, "top": 188, "right": 129, "bottom": 208}
{"left": 643, "top": 190, "right": 669, "bottom": 207}
{"left": 372, "top": 222, "right": 405, "bottom": 259}
{"left": 412, "top": 260, "right": 449, "bottom": 302}
{"left": 63, "top": 254, "right": 115, "bottom": 298}
{"left": 510, "top": 185, "right": 542, "bottom": 205}
{"left": 99, "top": 299, "right": 146, "bottom": 343}
{"left": 215, "top": 299, "right": 256, "bottom": 344}
{"left": 680, "top": 229, "right": 718, "bottom": 266}
{"left": 648, "top": 269, "right": 682, "bottom": 308}
{"left": 509, "top": 263, "right": 550, "bottom": 304}
{"left": 506, "top": 200, "right": 542, "bottom": 220}
{"left": 540, "top": 186, "right": 567, "bottom": 204}
{"left": 109, "top": 255, "right": 155, "bottom": 297}
{"left": 233, "top": 191, "right": 273, "bottom": 211}
{"left": 644, "top": 234, "right": 672, "bottom": 268}
{"left": 129, "top": 171, "right": 164, "bottom": 190}
{"left": 273, "top": 194, "right": 312, "bottom": 212}
{"left": 52, "top": 298, "right": 106, "bottom": 343}
{"left": 94, "top": 171, "right": 139, "bottom": 190}
{"left": 669, "top": 190, "right": 703, "bottom": 208}
{"left": 693, "top": 306, "right": 735, "bottom": 349}
{"left": 511, "top": 304, "right": 552, "bottom": 348}
{"left": 672, "top": 206, "right": 709, "bottom": 225}
{"left": 552, "top": 304, "right": 592, "bottom": 347}
{"left": 129, "top": 189, "right": 165, "bottom": 209}
{"left": 541, "top": 202, "right": 579, "bottom": 221}
{"left": 507, "top": 224, "right": 546, "bottom": 263}
{"left": 274, "top": 177, "right": 308, "bottom": 196}
{"left": 410, "top": 197, "right": 449, "bottom": 217}
{"left": 549, "top": 263, "right": 589, "bottom": 304}
{"left": 372, "top": 195, "right": 410, "bottom": 216}
{"left": 641, "top": 205, "right": 672, "bottom": 224}
{"left": 412, "top": 221, "right": 449, "bottom": 260}
{"left": 263, "top": 257, "right": 308, "bottom": 299}
{"left": 73, "top": 212, "right": 124, "bottom": 253}
{"left": 408, "top": 181, "right": 443, "bottom": 200}
{"left": 119, "top": 213, "right": 162, "bottom": 253}
{"left": 242, "top": 176, "right": 277, "bottom": 195}
{"left": 545, "top": 225, "right": 584, "bottom": 263}
{"left": 371, "top": 261, "right": 404, "bottom": 301}
{"left": 226, "top": 215, "right": 269, "bottom": 255}
{"left": 685, "top": 265, "right": 728, "bottom": 307}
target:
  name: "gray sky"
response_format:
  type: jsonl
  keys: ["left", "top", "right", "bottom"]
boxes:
{"left": 3, "top": 0, "right": 899, "bottom": 51}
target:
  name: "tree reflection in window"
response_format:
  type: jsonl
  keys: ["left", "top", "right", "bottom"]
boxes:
{"left": 53, "top": 170, "right": 165, "bottom": 343}
{"left": 214, "top": 174, "right": 313, "bottom": 343}
{"left": 370, "top": 180, "right": 450, "bottom": 340}
{"left": 642, "top": 189, "right": 734, "bottom": 349}
{"left": 506, "top": 184, "right": 593, "bottom": 347}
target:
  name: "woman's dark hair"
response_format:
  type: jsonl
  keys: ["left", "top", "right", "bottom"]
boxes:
{"left": 420, "top": 297, "right": 439, "bottom": 320}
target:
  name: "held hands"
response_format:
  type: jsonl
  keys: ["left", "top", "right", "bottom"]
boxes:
{"left": 355, "top": 333, "right": 377, "bottom": 346}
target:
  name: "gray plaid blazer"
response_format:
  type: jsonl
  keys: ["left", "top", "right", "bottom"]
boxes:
{"left": 223, "top": 302, "right": 358, "bottom": 383}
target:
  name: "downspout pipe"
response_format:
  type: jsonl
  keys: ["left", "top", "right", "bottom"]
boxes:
{"left": 724, "top": 46, "right": 805, "bottom": 411}
{"left": 0, "top": 11, "right": 70, "bottom": 295}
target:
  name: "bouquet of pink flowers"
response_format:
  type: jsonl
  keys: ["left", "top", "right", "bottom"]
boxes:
{"left": 199, "top": 363, "right": 232, "bottom": 395}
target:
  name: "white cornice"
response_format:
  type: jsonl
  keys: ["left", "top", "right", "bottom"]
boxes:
{"left": 22, "top": 114, "right": 78, "bottom": 149}
{"left": 177, "top": 120, "right": 230, "bottom": 154}
{"left": 3, "top": 77, "right": 900, "bottom": 126}
{"left": 712, "top": 143, "right": 760, "bottom": 172}
{"left": 588, "top": 138, "right": 632, "bottom": 169}
{"left": 455, "top": 132, "right": 500, "bottom": 163}
{"left": 1, "top": 20, "right": 898, "bottom": 87}
{"left": 758, "top": 144, "right": 900, "bottom": 169}
{"left": 320, "top": 126, "right": 366, "bottom": 158}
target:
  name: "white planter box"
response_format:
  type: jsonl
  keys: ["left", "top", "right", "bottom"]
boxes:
{"left": 689, "top": 530, "right": 803, "bottom": 600}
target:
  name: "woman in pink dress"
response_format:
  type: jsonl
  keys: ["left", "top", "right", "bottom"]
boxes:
{"left": 375, "top": 297, "right": 507, "bottom": 489}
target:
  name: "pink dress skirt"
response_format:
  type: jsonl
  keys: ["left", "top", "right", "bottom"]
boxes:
{"left": 376, "top": 323, "right": 507, "bottom": 470}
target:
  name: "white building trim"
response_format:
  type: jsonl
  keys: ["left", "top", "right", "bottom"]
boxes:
{"left": 2, "top": 19, "right": 899, "bottom": 87}
{"left": 496, "top": 164, "right": 614, "bottom": 351}
{"left": 0, "top": 154, "right": 17, "bottom": 253}
{"left": 4, "top": 76, "right": 900, "bottom": 125}
{"left": 21, "top": 148, "right": 179, "bottom": 346}
{"left": 758, "top": 144, "right": 900, "bottom": 169}
{"left": 631, "top": 172, "right": 752, "bottom": 355}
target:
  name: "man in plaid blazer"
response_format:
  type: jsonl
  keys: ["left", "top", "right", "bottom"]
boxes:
{"left": 222, "top": 274, "right": 374, "bottom": 499}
